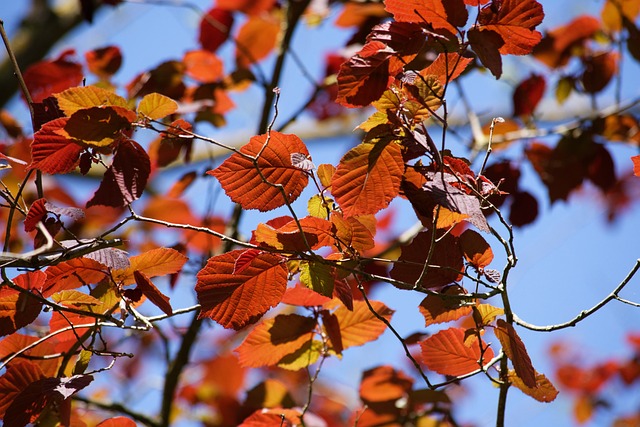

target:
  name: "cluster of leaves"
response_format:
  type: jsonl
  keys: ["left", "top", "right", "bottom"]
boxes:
{"left": 0, "top": 0, "right": 640, "bottom": 426}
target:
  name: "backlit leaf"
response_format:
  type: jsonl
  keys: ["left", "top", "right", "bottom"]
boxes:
{"left": 134, "top": 271, "right": 173, "bottom": 316}
{"left": 51, "top": 290, "right": 102, "bottom": 308}
{"left": 419, "top": 291, "right": 473, "bottom": 327}
{"left": 54, "top": 85, "right": 129, "bottom": 116}
{"left": 332, "top": 140, "right": 404, "bottom": 217}
{"left": 602, "top": 0, "right": 640, "bottom": 31}
{"left": 96, "top": 417, "right": 137, "bottom": 427}
{"left": 64, "top": 106, "right": 136, "bottom": 147}
{"left": 113, "top": 247, "right": 188, "bottom": 286}
{"left": 509, "top": 370, "right": 559, "bottom": 402}
{"left": 199, "top": 7, "right": 234, "bottom": 52}
{"left": 474, "top": 304, "right": 504, "bottom": 326}
{"left": 86, "top": 139, "right": 151, "bottom": 208}
{"left": 0, "top": 289, "right": 42, "bottom": 337}
{"left": 513, "top": 74, "right": 546, "bottom": 117}
{"left": 421, "top": 327, "right": 494, "bottom": 376}
{"left": 581, "top": 52, "right": 618, "bottom": 94}
{"left": 307, "top": 194, "right": 333, "bottom": 219}
{"left": 85, "top": 45, "right": 122, "bottom": 78}
{"left": 235, "top": 313, "right": 316, "bottom": 367}
{"left": 495, "top": 319, "right": 536, "bottom": 388}
{"left": 317, "top": 164, "right": 335, "bottom": 188}
{"left": 422, "top": 52, "right": 473, "bottom": 84}
{"left": 210, "top": 132, "right": 310, "bottom": 211}
{"left": 217, "top": 0, "right": 276, "bottom": 15}
{"left": 477, "top": 0, "right": 545, "bottom": 55}
{"left": 196, "top": 250, "right": 288, "bottom": 329}
{"left": 385, "top": 0, "right": 468, "bottom": 34}
{"left": 255, "top": 216, "right": 334, "bottom": 252}
{"left": 633, "top": 155, "right": 640, "bottom": 176}
{"left": 137, "top": 93, "right": 178, "bottom": 120}
{"left": 24, "top": 198, "right": 47, "bottom": 232}
{"left": 331, "top": 213, "right": 375, "bottom": 252}
{"left": 458, "top": 229, "right": 493, "bottom": 270}
{"left": 281, "top": 285, "right": 332, "bottom": 307}
{"left": 300, "top": 261, "right": 334, "bottom": 297}
{"left": 29, "top": 118, "right": 84, "bottom": 174}
{"left": 236, "top": 13, "right": 281, "bottom": 68}
{"left": 0, "top": 360, "right": 45, "bottom": 418}
{"left": 183, "top": 50, "right": 224, "bottom": 83}
{"left": 359, "top": 365, "right": 413, "bottom": 403}
{"left": 277, "top": 340, "right": 324, "bottom": 370}
{"left": 23, "top": 50, "right": 83, "bottom": 103}
{"left": 333, "top": 300, "right": 393, "bottom": 349}
{"left": 43, "top": 258, "right": 109, "bottom": 298}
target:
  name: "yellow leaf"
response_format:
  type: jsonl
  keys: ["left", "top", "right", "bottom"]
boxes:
{"left": 55, "top": 86, "right": 129, "bottom": 116}
{"left": 137, "top": 93, "right": 179, "bottom": 120}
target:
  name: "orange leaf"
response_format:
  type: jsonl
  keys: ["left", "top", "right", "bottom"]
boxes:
{"left": 602, "top": 0, "right": 640, "bottom": 31}
{"left": 235, "top": 13, "right": 281, "bottom": 68}
{"left": 0, "top": 360, "right": 46, "bottom": 418}
{"left": 494, "top": 319, "right": 536, "bottom": 388}
{"left": 85, "top": 46, "right": 122, "bottom": 78}
{"left": 508, "top": 370, "right": 558, "bottom": 403}
{"left": 331, "top": 213, "right": 375, "bottom": 252}
{"left": 422, "top": 52, "right": 473, "bottom": 84}
{"left": 217, "top": 0, "right": 276, "bottom": 15}
{"left": 255, "top": 216, "right": 334, "bottom": 252}
{"left": 473, "top": 304, "right": 504, "bottom": 326}
{"left": 239, "top": 409, "right": 300, "bottom": 427}
{"left": 359, "top": 365, "right": 413, "bottom": 403}
{"left": 43, "top": 258, "right": 109, "bottom": 298}
{"left": 633, "top": 155, "right": 640, "bottom": 176}
{"left": 477, "top": 0, "right": 545, "bottom": 55}
{"left": 183, "top": 50, "right": 224, "bottom": 83}
{"left": 332, "top": 140, "right": 404, "bottom": 217}
{"left": 333, "top": 300, "right": 393, "bottom": 349}
{"left": 458, "top": 229, "right": 493, "bottom": 270}
{"left": 0, "top": 289, "right": 42, "bottom": 337}
{"left": 113, "top": 247, "right": 188, "bottom": 286}
{"left": 385, "top": 0, "right": 468, "bottom": 34}
{"left": 421, "top": 327, "right": 494, "bottom": 376}
{"left": 235, "top": 313, "right": 316, "bottom": 367}
{"left": 281, "top": 285, "right": 332, "bottom": 307}
{"left": 196, "top": 250, "right": 288, "bottom": 329}
{"left": 418, "top": 287, "right": 473, "bottom": 327}
{"left": 96, "top": 417, "right": 137, "bottom": 427}
{"left": 134, "top": 271, "right": 173, "bottom": 316}
{"left": 209, "top": 132, "right": 310, "bottom": 211}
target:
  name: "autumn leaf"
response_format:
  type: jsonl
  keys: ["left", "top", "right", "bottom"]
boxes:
{"left": 86, "top": 139, "right": 151, "bottom": 208}
{"left": 385, "top": 0, "right": 468, "bottom": 34}
{"left": 458, "top": 229, "right": 494, "bottom": 270}
{"left": 632, "top": 155, "right": 640, "bottom": 176}
{"left": 422, "top": 52, "right": 473, "bottom": 84}
{"left": 0, "top": 288, "right": 42, "bottom": 337}
{"left": 235, "top": 12, "right": 281, "bottom": 68}
{"left": 421, "top": 327, "right": 494, "bottom": 376}
{"left": 331, "top": 213, "right": 376, "bottom": 252}
{"left": 0, "top": 360, "right": 46, "bottom": 418}
{"left": 477, "top": 0, "right": 545, "bottom": 55}
{"left": 359, "top": 366, "right": 413, "bottom": 403}
{"left": 137, "top": 93, "right": 178, "bottom": 120}
{"left": 113, "top": 247, "right": 188, "bottom": 286}
{"left": 196, "top": 250, "right": 288, "bottom": 329}
{"left": 183, "top": 50, "right": 224, "bottom": 83}
{"left": 29, "top": 118, "right": 84, "bottom": 174}
{"left": 199, "top": 7, "right": 234, "bottom": 53}
{"left": 54, "top": 85, "right": 129, "bottom": 116}
{"left": 300, "top": 261, "right": 335, "bottom": 297}
{"left": 254, "top": 216, "right": 334, "bottom": 252}
{"left": 43, "top": 258, "right": 109, "bottom": 297}
{"left": 468, "top": 27, "right": 505, "bottom": 78}
{"left": 495, "top": 319, "right": 536, "bottom": 388}
{"left": 64, "top": 106, "right": 136, "bottom": 147}
{"left": 235, "top": 313, "right": 316, "bottom": 367}
{"left": 23, "top": 50, "right": 83, "bottom": 103}
{"left": 134, "top": 271, "right": 173, "bottom": 316}
{"left": 96, "top": 417, "right": 137, "bottom": 427}
{"left": 513, "top": 74, "right": 546, "bottom": 117}
{"left": 85, "top": 46, "right": 122, "bottom": 79}
{"left": 332, "top": 300, "right": 393, "bottom": 349}
{"left": 51, "top": 290, "right": 102, "bottom": 308}
{"left": 331, "top": 138, "right": 404, "bottom": 217}
{"left": 281, "top": 285, "right": 332, "bottom": 307}
{"left": 509, "top": 370, "right": 559, "bottom": 403}
{"left": 210, "top": 132, "right": 310, "bottom": 211}
{"left": 418, "top": 288, "right": 473, "bottom": 327}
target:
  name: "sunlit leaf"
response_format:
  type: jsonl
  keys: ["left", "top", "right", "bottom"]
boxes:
{"left": 513, "top": 74, "right": 546, "bottom": 117}
{"left": 134, "top": 271, "right": 173, "bottom": 316}
{"left": 196, "top": 250, "right": 288, "bottom": 329}
{"left": 113, "top": 247, "right": 188, "bottom": 286}
{"left": 0, "top": 360, "right": 45, "bottom": 418}
{"left": 236, "top": 313, "right": 316, "bottom": 367}
{"left": 137, "top": 93, "right": 178, "bottom": 120}
{"left": 332, "top": 139, "right": 403, "bottom": 217}
{"left": 281, "top": 285, "right": 332, "bottom": 307}
{"left": 300, "top": 261, "right": 334, "bottom": 297}
{"left": 277, "top": 340, "right": 324, "bottom": 370}
{"left": 359, "top": 365, "right": 413, "bottom": 403}
{"left": 495, "top": 319, "right": 536, "bottom": 388}
{"left": 385, "top": 0, "right": 468, "bottom": 34}
{"left": 477, "top": 0, "right": 545, "bottom": 55}
{"left": 43, "top": 258, "right": 109, "bottom": 298}
{"left": 458, "top": 229, "right": 494, "bottom": 270}
{"left": 210, "top": 132, "right": 310, "bottom": 211}
{"left": 333, "top": 300, "right": 393, "bottom": 349}
{"left": 473, "top": 304, "right": 504, "bottom": 326}
{"left": 509, "top": 370, "right": 559, "bottom": 402}
{"left": 418, "top": 290, "right": 473, "bottom": 327}
{"left": 421, "top": 327, "right": 494, "bottom": 376}
{"left": 0, "top": 289, "right": 42, "bottom": 337}
{"left": 54, "top": 85, "right": 129, "bottom": 116}
{"left": 29, "top": 118, "right": 84, "bottom": 174}
{"left": 183, "top": 50, "right": 224, "bottom": 83}
{"left": 235, "top": 12, "right": 281, "bottom": 68}
{"left": 85, "top": 45, "right": 122, "bottom": 78}
{"left": 64, "top": 106, "right": 136, "bottom": 147}
{"left": 96, "top": 417, "right": 137, "bottom": 427}
{"left": 51, "top": 290, "right": 102, "bottom": 308}
{"left": 199, "top": 7, "right": 234, "bottom": 52}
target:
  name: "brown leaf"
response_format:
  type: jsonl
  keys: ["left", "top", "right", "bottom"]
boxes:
{"left": 495, "top": 319, "right": 536, "bottom": 388}
{"left": 133, "top": 271, "right": 173, "bottom": 316}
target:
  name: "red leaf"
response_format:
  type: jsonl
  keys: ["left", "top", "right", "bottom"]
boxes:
{"left": 533, "top": 16, "right": 600, "bottom": 68}
{"left": 422, "top": 52, "right": 473, "bottom": 84}
{"left": 196, "top": 250, "right": 288, "bottom": 329}
{"left": 390, "top": 230, "right": 463, "bottom": 289}
{"left": 13, "top": 271, "right": 46, "bottom": 292}
{"left": 199, "top": 8, "right": 234, "bottom": 53}
{"left": 96, "top": 417, "right": 137, "bottom": 427}
{"left": 321, "top": 310, "right": 343, "bottom": 354}
{"left": 0, "top": 288, "right": 42, "bottom": 337}
{"left": 209, "top": 132, "right": 310, "bottom": 211}
{"left": 495, "top": 319, "right": 536, "bottom": 388}
{"left": 235, "top": 313, "right": 316, "bottom": 367}
{"left": 23, "top": 50, "right": 83, "bottom": 103}
{"left": 477, "top": 0, "right": 545, "bottom": 55}
{"left": 24, "top": 198, "right": 47, "bottom": 232}
{"left": 29, "top": 118, "right": 84, "bottom": 174}
{"left": 509, "top": 191, "right": 539, "bottom": 227}
{"left": 239, "top": 409, "right": 300, "bottom": 427}
{"left": 281, "top": 285, "right": 332, "bottom": 307}
{"left": 332, "top": 140, "right": 404, "bottom": 217}
{"left": 581, "top": 52, "right": 618, "bottom": 93}
{"left": 468, "top": 27, "right": 505, "bottom": 78}
{"left": 86, "top": 139, "right": 151, "bottom": 208}
{"left": 85, "top": 46, "right": 122, "bottom": 78}
{"left": 336, "top": 41, "right": 393, "bottom": 108}
{"left": 458, "top": 229, "right": 494, "bottom": 270}
{"left": 513, "top": 74, "right": 546, "bottom": 117}
{"left": 421, "top": 327, "right": 494, "bottom": 376}
{"left": 4, "top": 374, "right": 93, "bottom": 427}
{"left": 509, "top": 370, "right": 558, "bottom": 402}
{"left": 133, "top": 271, "right": 173, "bottom": 316}
{"left": 385, "top": 0, "right": 468, "bottom": 34}
{"left": 43, "top": 258, "right": 108, "bottom": 298}
{"left": 0, "top": 360, "right": 46, "bottom": 418}
{"left": 234, "top": 249, "right": 264, "bottom": 274}
{"left": 217, "top": 0, "right": 276, "bottom": 15}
